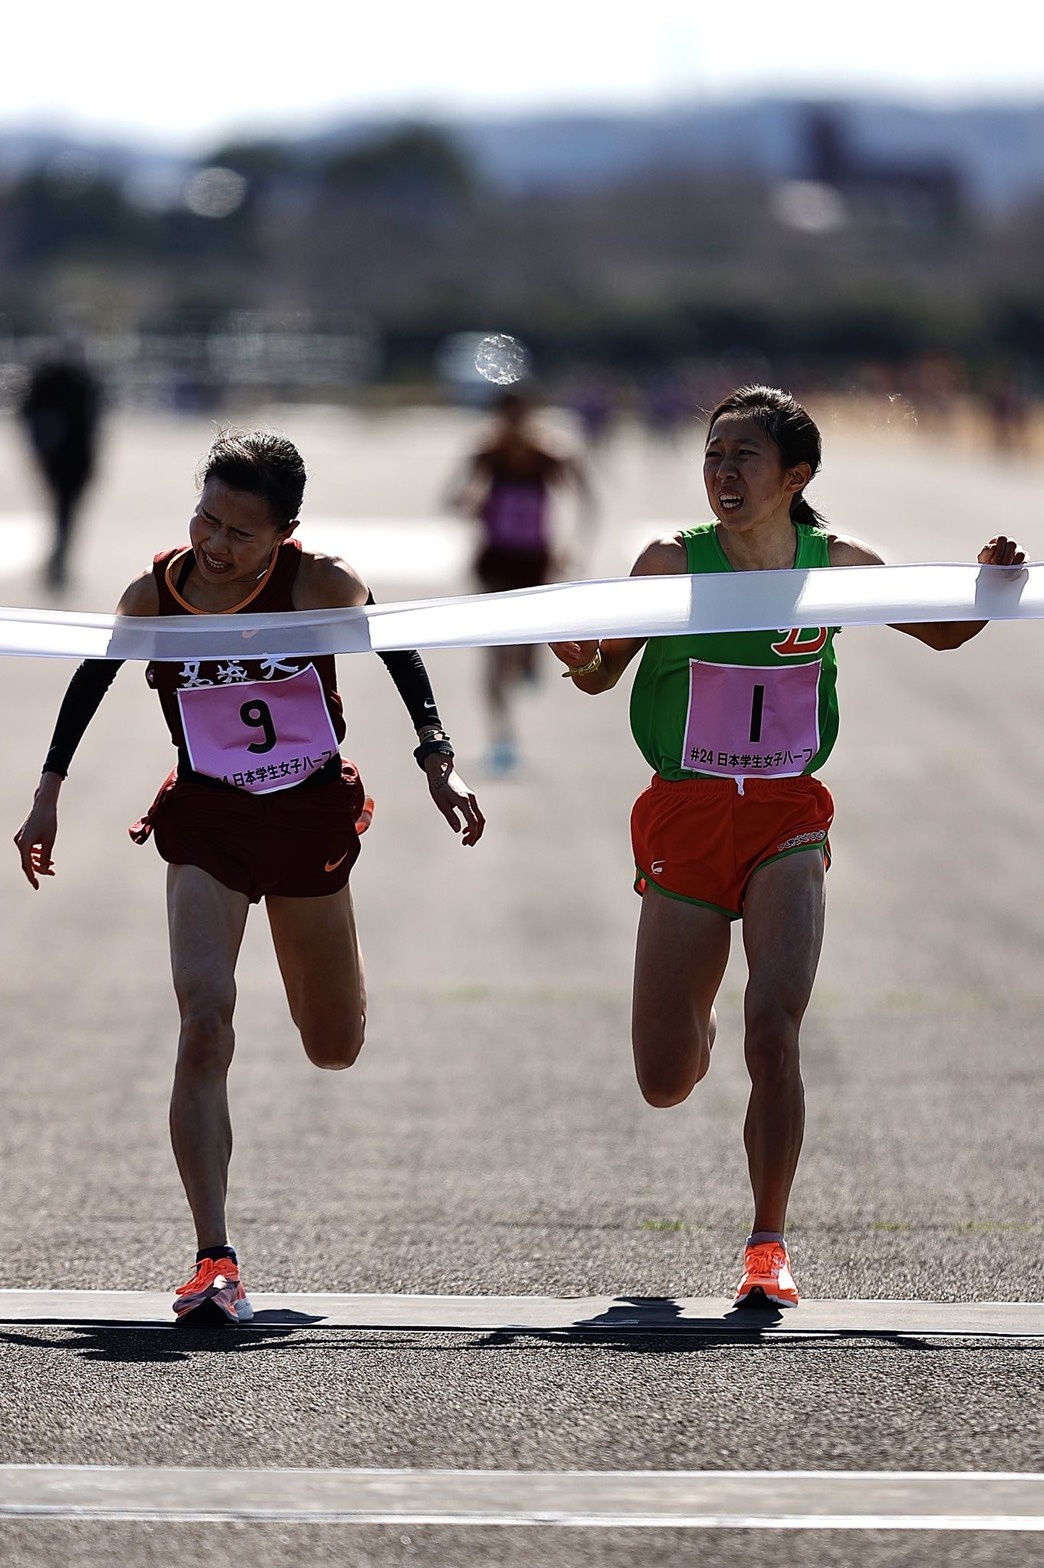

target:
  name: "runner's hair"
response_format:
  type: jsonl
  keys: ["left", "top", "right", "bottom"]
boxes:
{"left": 197, "top": 430, "right": 306, "bottom": 530}
{"left": 705, "top": 386, "right": 826, "bottom": 527}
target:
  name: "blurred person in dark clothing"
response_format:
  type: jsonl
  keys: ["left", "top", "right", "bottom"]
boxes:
{"left": 981, "top": 364, "right": 1033, "bottom": 457}
{"left": 19, "top": 342, "right": 102, "bottom": 590}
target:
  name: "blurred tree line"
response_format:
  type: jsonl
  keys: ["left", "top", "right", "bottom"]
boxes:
{"left": 2, "top": 121, "right": 1042, "bottom": 393}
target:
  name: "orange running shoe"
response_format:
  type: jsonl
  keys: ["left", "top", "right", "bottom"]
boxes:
{"left": 733, "top": 1241, "right": 799, "bottom": 1308}
{"left": 173, "top": 1256, "right": 253, "bottom": 1327}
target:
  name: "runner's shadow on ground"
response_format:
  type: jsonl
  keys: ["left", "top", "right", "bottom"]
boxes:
{"left": 467, "top": 1297, "right": 939, "bottom": 1353}
{"left": 0, "top": 1320, "right": 335, "bottom": 1365}
{"left": 0, "top": 1318, "right": 941, "bottom": 1367}
{"left": 2, "top": 1294, "right": 1024, "bottom": 1362}
{"left": 586, "top": 1296, "right": 773, "bottom": 1330}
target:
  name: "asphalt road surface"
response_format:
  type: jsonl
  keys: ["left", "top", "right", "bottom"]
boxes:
{"left": 0, "top": 401, "right": 1041, "bottom": 1567}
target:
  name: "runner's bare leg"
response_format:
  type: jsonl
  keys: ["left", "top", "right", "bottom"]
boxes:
{"left": 740, "top": 851, "right": 826, "bottom": 1236}
{"left": 166, "top": 864, "right": 250, "bottom": 1250}
{"left": 631, "top": 885, "right": 731, "bottom": 1104}
{"left": 266, "top": 883, "right": 366, "bottom": 1068}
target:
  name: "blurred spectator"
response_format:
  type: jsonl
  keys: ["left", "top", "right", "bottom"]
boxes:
{"left": 980, "top": 362, "right": 1033, "bottom": 457}
{"left": 907, "top": 350, "right": 966, "bottom": 435}
{"left": 19, "top": 340, "right": 103, "bottom": 590}
{"left": 640, "top": 367, "right": 695, "bottom": 444}
{"left": 566, "top": 369, "right": 621, "bottom": 452}
{"left": 448, "top": 389, "right": 595, "bottom": 772}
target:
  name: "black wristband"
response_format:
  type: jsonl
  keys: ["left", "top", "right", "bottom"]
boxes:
{"left": 413, "top": 736, "right": 454, "bottom": 769}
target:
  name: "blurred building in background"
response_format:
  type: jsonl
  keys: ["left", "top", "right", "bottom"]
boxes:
{"left": 803, "top": 106, "right": 964, "bottom": 232}
{"left": 0, "top": 98, "right": 1041, "bottom": 430}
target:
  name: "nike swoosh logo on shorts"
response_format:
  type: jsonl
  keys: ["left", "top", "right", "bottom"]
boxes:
{"left": 325, "top": 851, "right": 349, "bottom": 873}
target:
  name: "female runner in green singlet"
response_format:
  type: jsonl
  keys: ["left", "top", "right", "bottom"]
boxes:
{"left": 551, "top": 384, "right": 1026, "bottom": 1309}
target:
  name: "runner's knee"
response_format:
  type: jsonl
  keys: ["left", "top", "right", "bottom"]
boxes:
{"left": 176, "top": 1003, "right": 235, "bottom": 1075}
{"left": 637, "top": 1070, "right": 695, "bottom": 1108}
{"left": 743, "top": 1002, "right": 802, "bottom": 1081}
{"left": 634, "top": 1041, "right": 710, "bottom": 1106}
{"left": 302, "top": 1013, "right": 366, "bottom": 1071}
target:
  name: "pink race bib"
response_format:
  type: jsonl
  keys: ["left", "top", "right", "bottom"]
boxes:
{"left": 682, "top": 660, "right": 821, "bottom": 778}
{"left": 178, "top": 664, "right": 339, "bottom": 794}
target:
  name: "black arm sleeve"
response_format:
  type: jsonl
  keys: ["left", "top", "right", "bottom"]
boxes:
{"left": 367, "top": 591, "right": 443, "bottom": 730}
{"left": 42, "top": 659, "right": 124, "bottom": 777}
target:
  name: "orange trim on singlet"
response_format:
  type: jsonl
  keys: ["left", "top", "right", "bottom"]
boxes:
{"left": 163, "top": 545, "right": 283, "bottom": 615}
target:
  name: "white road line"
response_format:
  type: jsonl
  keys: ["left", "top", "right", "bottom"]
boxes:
{"left": 0, "top": 1466, "right": 1042, "bottom": 1528}
{"left": 0, "top": 516, "right": 45, "bottom": 578}
{"left": 0, "top": 515, "right": 473, "bottom": 590}
{"left": 0, "top": 1291, "right": 1041, "bottom": 1337}
{"left": 299, "top": 517, "right": 470, "bottom": 588}
{"left": 0, "top": 514, "right": 672, "bottom": 593}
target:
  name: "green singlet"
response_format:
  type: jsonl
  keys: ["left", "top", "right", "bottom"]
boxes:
{"left": 629, "top": 522, "right": 841, "bottom": 783}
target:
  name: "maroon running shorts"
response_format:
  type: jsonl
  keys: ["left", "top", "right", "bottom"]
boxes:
{"left": 130, "top": 760, "right": 366, "bottom": 902}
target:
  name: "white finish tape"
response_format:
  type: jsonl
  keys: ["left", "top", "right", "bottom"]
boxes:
{"left": 0, "top": 563, "right": 1040, "bottom": 662}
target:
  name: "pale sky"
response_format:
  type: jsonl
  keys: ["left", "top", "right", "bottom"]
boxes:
{"left": 6, "top": 0, "right": 1042, "bottom": 150}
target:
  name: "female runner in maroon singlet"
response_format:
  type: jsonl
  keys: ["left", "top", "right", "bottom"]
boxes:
{"left": 15, "top": 429, "right": 485, "bottom": 1328}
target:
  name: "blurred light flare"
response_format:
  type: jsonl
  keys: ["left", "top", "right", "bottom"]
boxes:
{"left": 182, "top": 166, "right": 247, "bottom": 219}
{"left": 474, "top": 333, "right": 529, "bottom": 385}
{"left": 771, "top": 180, "right": 848, "bottom": 233}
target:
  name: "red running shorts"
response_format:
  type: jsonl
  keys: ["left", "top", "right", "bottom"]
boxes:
{"left": 630, "top": 773, "right": 834, "bottom": 919}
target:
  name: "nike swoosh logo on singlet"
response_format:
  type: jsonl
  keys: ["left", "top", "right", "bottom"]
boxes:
{"left": 325, "top": 852, "right": 349, "bottom": 873}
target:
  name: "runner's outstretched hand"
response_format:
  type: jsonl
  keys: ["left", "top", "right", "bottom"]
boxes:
{"left": 424, "top": 761, "right": 485, "bottom": 846}
{"left": 549, "top": 639, "right": 600, "bottom": 671}
{"left": 13, "top": 777, "right": 61, "bottom": 889}
{"left": 978, "top": 535, "right": 1026, "bottom": 567}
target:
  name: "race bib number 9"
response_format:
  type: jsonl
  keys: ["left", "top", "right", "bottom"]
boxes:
{"left": 178, "top": 664, "right": 339, "bottom": 794}
{"left": 682, "top": 659, "right": 821, "bottom": 778}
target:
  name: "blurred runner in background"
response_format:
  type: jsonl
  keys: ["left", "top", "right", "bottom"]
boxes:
{"left": 451, "top": 389, "right": 595, "bottom": 772}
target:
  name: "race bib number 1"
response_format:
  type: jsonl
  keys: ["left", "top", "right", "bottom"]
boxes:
{"left": 682, "top": 659, "right": 821, "bottom": 778}
{"left": 178, "top": 664, "right": 339, "bottom": 793}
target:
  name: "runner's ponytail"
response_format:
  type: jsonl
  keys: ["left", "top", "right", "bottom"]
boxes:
{"left": 791, "top": 493, "right": 827, "bottom": 527}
